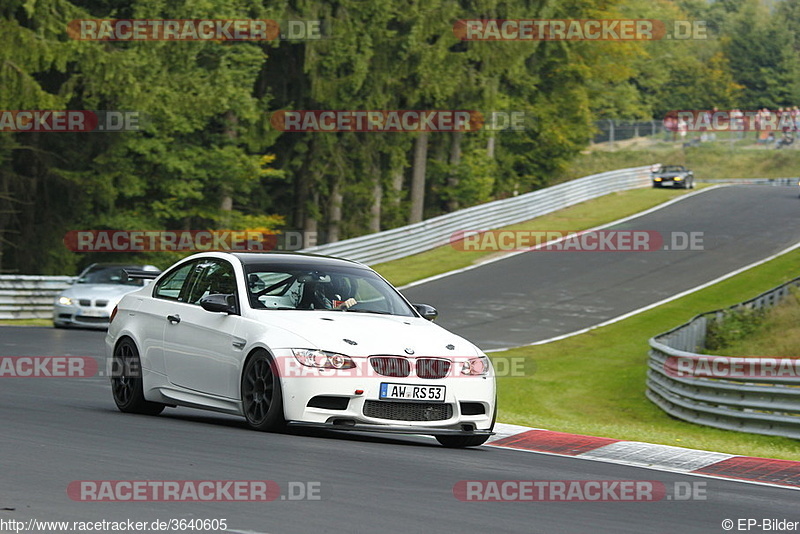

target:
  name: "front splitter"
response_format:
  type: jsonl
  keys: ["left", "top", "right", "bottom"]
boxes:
{"left": 287, "top": 420, "right": 494, "bottom": 437}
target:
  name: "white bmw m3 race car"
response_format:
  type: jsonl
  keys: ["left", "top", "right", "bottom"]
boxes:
{"left": 106, "top": 252, "right": 496, "bottom": 447}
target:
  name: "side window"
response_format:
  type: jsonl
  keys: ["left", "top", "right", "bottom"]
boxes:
{"left": 153, "top": 262, "right": 196, "bottom": 301}
{"left": 185, "top": 260, "right": 238, "bottom": 306}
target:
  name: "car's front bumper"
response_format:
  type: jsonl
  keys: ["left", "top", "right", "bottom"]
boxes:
{"left": 276, "top": 353, "right": 496, "bottom": 434}
{"left": 53, "top": 303, "right": 112, "bottom": 329}
{"left": 652, "top": 177, "right": 688, "bottom": 187}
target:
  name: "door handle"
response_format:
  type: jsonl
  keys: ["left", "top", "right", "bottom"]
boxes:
{"left": 167, "top": 314, "right": 181, "bottom": 324}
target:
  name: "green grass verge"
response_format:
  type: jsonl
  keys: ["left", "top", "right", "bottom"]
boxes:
{"left": 566, "top": 142, "right": 800, "bottom": 181}
{"left": 711, "top": 288, "right": 800, "bottom": 359}
{"left": 374, "top": 186, "right": 703, "bottom": 287}
{"left": 493, "top": 247, "right": 800, "bottom": 460}
{"left": 0, "top": 318, "right": 53, "bottom": 327}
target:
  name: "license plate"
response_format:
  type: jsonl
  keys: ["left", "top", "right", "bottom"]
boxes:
{"left": 661, "top": 181, "right": 673, "bottom": 186}
{"left": 379, "top": 383, "right": 445, "bottom": 402}
{"left": 78, "top": 308, "right": 106, "bottom": 318}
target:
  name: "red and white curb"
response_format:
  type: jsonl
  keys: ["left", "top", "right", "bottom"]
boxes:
{"left": 487, "top": 423, "right": 800, "bottom": 491}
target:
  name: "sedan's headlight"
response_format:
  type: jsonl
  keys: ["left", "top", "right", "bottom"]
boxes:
{"left": 461, "top": 355, "right": 491, "bottom": 376}
{"left": 292, "top": 349, "right": 355, "bottom": 369}
{"left": 58, "top": 296, "right": 74, "bottom": 306}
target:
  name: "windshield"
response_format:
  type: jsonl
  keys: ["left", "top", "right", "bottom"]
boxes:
{"left": 244, "top": 263, "right": 415, "bottom": 317}
{"left": 77, "top": 265, "right": 148, "bottom": 286}
{"left": 660, "top": 166, "right": 685, "bottom": 172}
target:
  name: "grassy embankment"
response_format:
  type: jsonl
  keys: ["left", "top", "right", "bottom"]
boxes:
{"left": 489, "top": 248, "right": 800, "bottom": 461}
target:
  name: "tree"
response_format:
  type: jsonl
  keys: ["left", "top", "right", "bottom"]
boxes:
{"left": 724, "top": 0, "right": 794, "bottom": 108}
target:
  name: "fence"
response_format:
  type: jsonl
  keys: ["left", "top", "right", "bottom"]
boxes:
{"left": 647, "top": 276, "right": 800, "bottom": 439}
{"left": 304, "top": 165, "right": 653, "bottom": 265}
{"left": 593, "top": 119, "right": 800, "bottom": 150}
{"left": 593, "top": 120, "right": 664, "bottom": 145}
{"left": 0, "top": 275, "right": 75, "bottom": 320}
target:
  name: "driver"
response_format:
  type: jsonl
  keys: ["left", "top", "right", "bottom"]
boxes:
{"left": 311, "top": 276, "right": 357, "bottom": 310}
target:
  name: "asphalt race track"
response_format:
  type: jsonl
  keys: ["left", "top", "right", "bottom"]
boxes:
{"left": 404, "top": 185, "right": 800, "bottom": 349}
{"left": 1, "top": 327, "right": 798, "bottom": 533}
{"left": 1, "top": 185, "right": 799, "bottom": 533}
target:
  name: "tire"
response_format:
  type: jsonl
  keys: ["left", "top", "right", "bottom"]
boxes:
{"left": 241, "top": 350, "right": 286, "bottom": 431}
{"left": 111, "top": 338, "right": 164, "bottom": 415}
{"left": 436, "top": 402, "right": 497, "bottom": 448}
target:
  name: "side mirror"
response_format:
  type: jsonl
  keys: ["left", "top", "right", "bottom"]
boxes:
{"left": 199, "top": 294, "right": 236, "bottom": 314}
{"left": 412, "top": 303, "right": 438, "bottom": 321}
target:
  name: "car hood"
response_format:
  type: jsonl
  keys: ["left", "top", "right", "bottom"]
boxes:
{"left": 254, "top": 311, "right": 482, "bottom": 358}
{"left": 653, "top": 172, "right": 686, "bottom": 178}
{"left": 59, "top": 284, "right": 142, "bottom": 301}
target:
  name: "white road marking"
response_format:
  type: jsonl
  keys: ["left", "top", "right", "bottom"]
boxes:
{"left": 579, "top": 441, "right": 732, "bottom": 472}
{"left": 489, "top": 440, "right": 800, "bottom": 492}
{"left": 486, "top": 238, "right": 800, "bottom": 352}
{"left": 399, "top": 186, "right": 722, "bottom": 290}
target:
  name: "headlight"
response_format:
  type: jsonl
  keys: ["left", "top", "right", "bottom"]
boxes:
{"left": 58, "top": 296, "right": 74, "bottom": 306}
{"left": 292, "top": 349, "right": 355, "bottom": 369}
{"left": 461, "top": 356, "right": 491, "bottom": 376}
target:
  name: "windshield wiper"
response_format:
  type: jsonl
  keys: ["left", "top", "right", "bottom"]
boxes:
{"left": 345, "top": 309, "right": 394, "bottom": 315}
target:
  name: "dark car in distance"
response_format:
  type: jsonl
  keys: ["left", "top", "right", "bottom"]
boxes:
{"left": 651, "top": 165, "right": 695, "bottom": 189}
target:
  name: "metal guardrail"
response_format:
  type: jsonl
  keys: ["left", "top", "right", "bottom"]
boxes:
{"left": 304, "top": 165, "right": 654, "bottom": 264}
{"left": 647, "top": 276, "right": 800, "bottom": 439}
{"left": 0, "top": 275, "right": 74, "bottom": 320}
{"left": 0, "top": 166, "right": 653, "bottom": 321}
